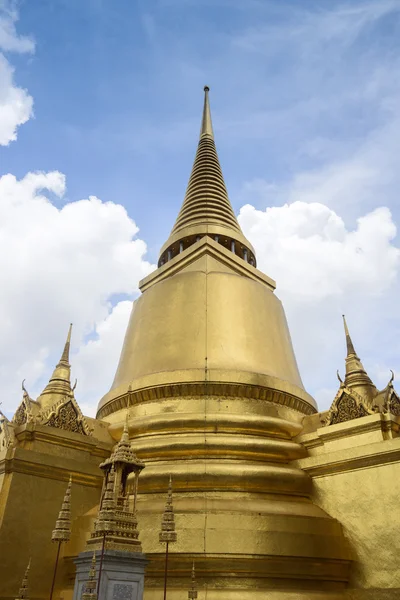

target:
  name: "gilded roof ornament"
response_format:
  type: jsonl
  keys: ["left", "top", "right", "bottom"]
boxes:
{"left": 15, "top": 560, "right": 30, "bottom": 600}
{"left": 325, "top": 318, "right": 400, "bottom": 425}
{"left": 159, "top": 475, "right": 177, "bottom": 544}
{"left": 52, "top": 476, "right": 72, "bottom": 543}
{"left": 81, "top": 552, "right": 98, "bottom": 600}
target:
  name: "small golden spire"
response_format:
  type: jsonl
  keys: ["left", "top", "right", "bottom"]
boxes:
{"left": 15, "top": 559, "right": 30, "bottom": 600}
{"left": 37, "top": 323, "right": 73, "bottom": 410}
{"left": 159, "top": 475, "right": 177, "bottom": 544}
{"left": 200, "top": 85, "right": 214, "bottom": 139}
{"left": 52, "top": 476, "right": 72, "bottom": 543}
{"left": 81, "top": 552, "right": 97, "bottom": 600}
{"left": 341, "top": 315, "right": 376, "bottom": 402}
{"left": 188, "top": 562, "right": 198, "bottom": 599}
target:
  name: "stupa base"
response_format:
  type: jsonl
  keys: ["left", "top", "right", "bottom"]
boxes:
{"left": 73, "top": 550, "right": 147, "bottom": 600}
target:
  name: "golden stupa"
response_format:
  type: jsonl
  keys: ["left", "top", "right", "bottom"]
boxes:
{"left": 1, "top": 88, "right": 400, "bottom": 600}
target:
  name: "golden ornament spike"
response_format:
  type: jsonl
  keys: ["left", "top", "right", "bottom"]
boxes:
{"left": 159, "top": 475, "right": 177, "bottom": 544}
{"left": 188, "top": 562, "right": 198, "bottom": 600}
{"left": 342, "top": 315, "right": 356, "bottom": 357}
{"left": 52, "top": 476, "right": 72, "bottom": 543}
{"left": 200, "top": 85, "right": 214, "bottom": 139}
{"left": 158, "top": 86, "right": 255, "bottom": 266}
{"left": 81, "top": 552, "right": 98, "bottom": 600}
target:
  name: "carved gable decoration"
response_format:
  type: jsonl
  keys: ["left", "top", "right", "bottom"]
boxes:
{"left": 12, "top": 401, "right": 28, "bottom": 426}
{"left": 41, "top": 397, "right": 90, "bottom": 436}
{"left": 325, "top": 387, "right": 374, "bottom": 426}
{"left": 386, "top": 390, "right": 400, "bottom": 416}
{"left": 0, "top": 414, "right": 13, "bottom": 450}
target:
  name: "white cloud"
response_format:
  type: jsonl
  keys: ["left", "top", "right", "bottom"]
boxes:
{"left": 0, "top": 2, "right": 34, "bottom": 53}
{"left": 239, "top": 201, "right": 399, "bottom": 301}
{"left": 0, "top": 2, "right": 34, "bottom": 145}
{"left": 0, "top": 171, "right": 154, "bottom": 416}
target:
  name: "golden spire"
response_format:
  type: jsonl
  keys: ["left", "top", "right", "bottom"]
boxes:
{"left": 159, "top": 475, "right": 177, "bottom": 544}
{"left": 81, "top": 552, "right": 97, "bottom": 600}
{"left": 37, "top": 324, "right": 73, "bottom": 410}
{"left": 341, "top": 315, "right": 376, "bottom": 401}
{"left": 52, "top": 476, "right": 72, "bottom": 543}
{"left": 159, "top": 86, "right": 255, "bottom": 265}
{"left": 188, "top": 562, "right": 198, "bottom": 600}
{"left": 15, "top": 560, "right": 30, "bottom": 600}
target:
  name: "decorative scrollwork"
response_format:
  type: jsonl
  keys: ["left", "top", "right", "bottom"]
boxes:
{"left": 45, "top": 400, "right": 86, "bottom": 435}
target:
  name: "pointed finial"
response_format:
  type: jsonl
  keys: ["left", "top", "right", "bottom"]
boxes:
{"left": 159, "top": 475, "right": 177, "bottom": 544}
{"left": 60, "top": 323, "right": 73, "bottom": 364}
{"left": 16, "top": 559, "right": 31, "bottom": 600}
{"left": 188, "top": 562, "right": 198, "bottom": 599}
{"left": 52, "top": 476, "right": 72, "bottom": 543}
{"left": 200, "top": 85, "right": 214, "bottom": 139}
{"left": 342, "top": 315, "right": 356, "bottom": 357}
{"left": 81, "top": 552, "right": 98, "bottom": 600}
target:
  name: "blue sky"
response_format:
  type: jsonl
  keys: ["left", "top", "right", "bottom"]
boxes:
{"left": 1, "top": 0, "right": 400, "bottom": 415}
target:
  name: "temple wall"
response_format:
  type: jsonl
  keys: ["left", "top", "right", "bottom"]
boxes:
{"left": 297, "top": 413, "right": 400, "bottom": 600}
{"left": 0, "top": 422, "right": 112, "bottom": 600}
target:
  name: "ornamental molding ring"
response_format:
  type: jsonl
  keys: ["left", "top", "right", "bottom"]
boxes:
{"left": 96, "top": 381, "right": 317, "bottom": 420}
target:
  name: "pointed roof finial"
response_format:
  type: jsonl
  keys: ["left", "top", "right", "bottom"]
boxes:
{"left": 200, "top": 85, "right": 213, "bottom": 139}
{"left": 342, "top": 315, "right": 356, "bottom": 357}
{"left": 52, "top": 476, "right": 72, "bottom": 543}
{"left": 15, "top": 559, "right": 31, "bottom": 600}
{"left": 37, "top": 324, "right": 73, "bottom": 410}
{"left": 188, "top": 562, "right": 198, "bottom": 599}
{"left": 159, "top": 475, "right": 177, "bottom": 544}
{"left": 60, "top": 323, "right": 73, "bottom": 365}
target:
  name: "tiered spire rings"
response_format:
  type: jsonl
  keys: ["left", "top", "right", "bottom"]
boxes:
{"left": 159, "top": 475, "right": 177, "bottom": 544}
{"left": 52, "top": 476, "right": 72, "bottom": 543}
{"left": 15, "top": 560, "right": 30, "bottom": 600}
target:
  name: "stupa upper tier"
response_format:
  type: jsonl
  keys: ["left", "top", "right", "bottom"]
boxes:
{"left": 159, "top": 87, "right": 256, "bottom": 267}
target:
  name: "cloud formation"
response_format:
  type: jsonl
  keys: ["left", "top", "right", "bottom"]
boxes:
{"left": 0, "top": 2, "right": 34, "bottom": 145}
{"left": 0, "top": 170, "right": 153, "bottom": 415}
